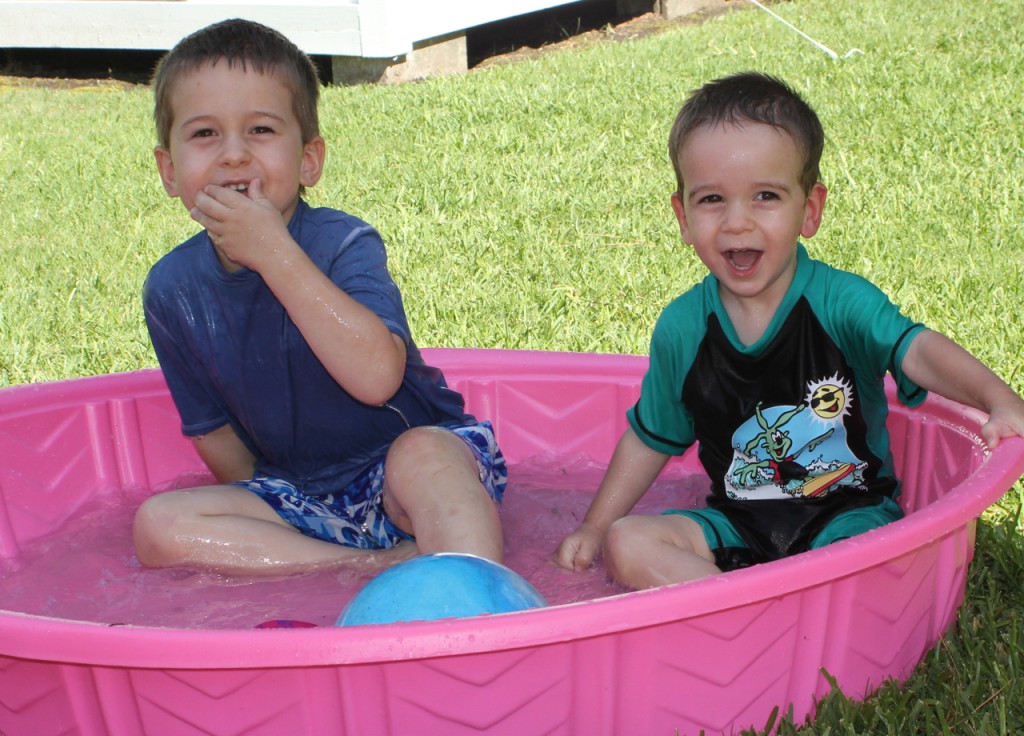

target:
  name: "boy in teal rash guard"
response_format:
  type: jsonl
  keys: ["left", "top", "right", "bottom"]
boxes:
{"left": 554, "top": 72, "right": 1024, "bottom": 589}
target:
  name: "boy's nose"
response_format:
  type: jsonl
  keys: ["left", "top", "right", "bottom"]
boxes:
{"left": 218, "top": 134, "right": 250, "bottom": 165}
{"left": 721, "top": 202, "right": 753, "bottom": 232}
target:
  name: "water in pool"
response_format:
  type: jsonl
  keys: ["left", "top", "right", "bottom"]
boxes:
{"left": 0, "top": 455, "right": 707, "bottom": 629}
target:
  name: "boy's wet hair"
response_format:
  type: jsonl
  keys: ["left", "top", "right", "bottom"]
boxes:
{"left": 668, "top": 71, "right": 824, "bottom": 195}
{"left": 152, "top": 18, "right": 320, "bottom": 149}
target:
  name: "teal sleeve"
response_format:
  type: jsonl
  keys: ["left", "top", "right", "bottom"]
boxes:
{"left": 627, "top": 297, "right": 699, "bottom": 456}
{"left": 816, "top": 266, "right": 928, "bottom": 407}
{"left": 889, "top": 322, "right": 928, "bottom": 407}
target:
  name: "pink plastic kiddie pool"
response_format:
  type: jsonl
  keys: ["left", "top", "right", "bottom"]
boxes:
{"left": 1, "top": 348, "right": 1023, "bottom": 735}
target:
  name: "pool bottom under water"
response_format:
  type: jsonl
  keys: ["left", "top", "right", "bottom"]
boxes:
{"left": 0, "top": 455, "right": 707, "bottom": 630}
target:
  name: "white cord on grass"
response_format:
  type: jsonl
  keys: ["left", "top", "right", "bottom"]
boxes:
{"left": 747, "top": 0, "right": 864, "bottom": 60}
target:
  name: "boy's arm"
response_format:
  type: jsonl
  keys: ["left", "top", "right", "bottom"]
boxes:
{"left": 193, "top": 180, "right": 407, "bottom": 405}
{"left": 256, "top": 237, "right": 408, "bottom": 406}
{"left": 192, "top": 424, "right": 257, "bottom": 483}
{"left": 901, "top": 329, "right": 1024, "bottom": 448}
{"left": 554, "top": 426, "right": 671, "bottom": 571}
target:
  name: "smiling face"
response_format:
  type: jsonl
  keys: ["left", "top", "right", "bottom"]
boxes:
{"left": 671, "top": 122, "right": 826, "bottom": 314}
{"left": 154, "top": 61, "right": 323, "bottom": 224}
{"left": 811, "top": 383, "right": 845, "bottom": 419}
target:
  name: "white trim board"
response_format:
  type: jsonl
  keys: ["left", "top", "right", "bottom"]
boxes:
{"left": 0, "top": 0, "right": 590, "bottom": 58}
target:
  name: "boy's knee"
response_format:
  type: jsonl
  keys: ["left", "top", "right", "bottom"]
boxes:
{"left": 386, "top": 426, "right": 473, "bottom": 482}
{"left": 382, "top": 427, "right": 497, "bottom": 537}
{"left": 602, "top": 516, "right": 644, "bottom": 580}
{"left": 389, "top": 425, "right": 456, "bottom": 455}
{"left": 133, "top": 493, "right": 185, "bottom": 567}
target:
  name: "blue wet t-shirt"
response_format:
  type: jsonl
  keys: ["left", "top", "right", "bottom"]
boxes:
{"left": 143, "top": 199, "right": 472, "bottom": 495}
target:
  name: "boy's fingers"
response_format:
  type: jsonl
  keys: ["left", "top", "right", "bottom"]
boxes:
{"left": 572, "top": 552, "right": 592, "bottom": 571}
{"left": 192, "top": 189, "right": 224, "bottom": 218}
{"left": 568, "top": 539, "right": 594, "bottom": 571}
{"left": 980, "top": 409, "right": 1024, "bottom": 449}
{"left": 553, "top": 538, "right": 580, "bottom": 570}
{"left": 980, "top": 421, "right": 1004, "bottom": 450}
{"left": 248, "top": 178, "right": 265, "bottom": 201}
{"left": 198, "top": 184, "right": 249, "bottom": 210}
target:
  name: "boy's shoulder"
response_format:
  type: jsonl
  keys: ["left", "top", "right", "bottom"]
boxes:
{"left": 802, "top": 253, "right": 891, "bottom": 305}
{"left": 146, "top": 228, "right": 213, "bottom": 283}
{"left": 658, "top": 273, "right": 717, "bottom": 327}
{"left": 649, "top": 276, "right": 717, "bottom": 352}
{"left": 663, "top": 274, "right": 715, "bottom": 312}
{"left": 291, "top": 201, "right": 385, "bottom": 255}
{"left": 298, "top": 200, "right": 372, "bottom": 231}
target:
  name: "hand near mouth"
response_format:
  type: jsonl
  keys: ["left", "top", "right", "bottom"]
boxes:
{"left": 191, "top": 179, "right": 293, "bottom": 272}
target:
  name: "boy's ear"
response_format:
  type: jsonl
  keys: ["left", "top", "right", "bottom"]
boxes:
{"left": 670, "top": 191, "right": 694, "bottom": 245}
{"left": 800, "top": 183, "right": 828, "bottom": 239}
{"left": 154, "top": 146, "right": 180, "bottom": 198}
{"left": 299, "top": 136, "right": 326, "bottom": 188}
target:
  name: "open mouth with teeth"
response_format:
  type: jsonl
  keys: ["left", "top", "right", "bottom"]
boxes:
{"left": 725, "top": 249, "right": 762, "bottom": 272}
{"left": 224, "top": 182, "right": 249, "bottom": 193}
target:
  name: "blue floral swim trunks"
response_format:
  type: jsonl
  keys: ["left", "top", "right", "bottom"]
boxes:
{"left": 235, "top": 421, "right": 506, "bottom": 550}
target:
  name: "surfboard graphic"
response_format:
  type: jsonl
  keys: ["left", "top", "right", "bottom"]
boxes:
{"left": 799, "top": 462, "right": 856, "bottom": 497}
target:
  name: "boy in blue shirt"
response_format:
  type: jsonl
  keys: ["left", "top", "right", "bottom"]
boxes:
{"left": 555, "top": 72, "right": 1024, "bottom": 589}
{"left": 134, "top": 19, "right": 506, "bottom": 575}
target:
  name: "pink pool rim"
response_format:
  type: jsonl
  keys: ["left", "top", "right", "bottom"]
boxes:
{"left": 2, "top": 348, "right": 1023, "bottom": 735}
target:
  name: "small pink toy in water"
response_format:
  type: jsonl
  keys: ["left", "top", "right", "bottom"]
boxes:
{"left": 254, "top": 619, "right": 317, "bottom": 629}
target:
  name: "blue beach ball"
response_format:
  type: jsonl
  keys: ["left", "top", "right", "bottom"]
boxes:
{"left": 337, "top": 553, "right": 547, "bottom": 626}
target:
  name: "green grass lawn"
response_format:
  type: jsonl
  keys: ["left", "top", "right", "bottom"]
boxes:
{"left": 1, "top": 0, "right": 1022, "bottom": 732}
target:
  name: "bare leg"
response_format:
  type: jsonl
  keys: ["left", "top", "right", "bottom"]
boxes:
{"left": 381, "top": 426, "right": 504, "bottom": 563}
{"left": 133, "top": 485, "right": 415, "bottom": 576}
{"left": 602, "top": 514, "right": 721, "bottom": 589}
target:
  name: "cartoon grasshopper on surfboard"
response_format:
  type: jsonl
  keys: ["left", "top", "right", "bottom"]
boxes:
{"left": 730, "top": 402, "right": 857, "bottom": 498}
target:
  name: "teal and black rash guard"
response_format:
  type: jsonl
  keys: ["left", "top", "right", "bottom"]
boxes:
{"left": 628, "top": 245, "right": 927, "bottom": 555}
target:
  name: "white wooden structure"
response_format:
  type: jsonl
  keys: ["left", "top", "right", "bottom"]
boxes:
{"left": 0, "top": 0, "right": 625, "bottom": 82}
{"left": 1, "top": 1, "right": 597, "bottom": 57}
{"left": 0, "top": 0, "right": 720, "bottom": 83}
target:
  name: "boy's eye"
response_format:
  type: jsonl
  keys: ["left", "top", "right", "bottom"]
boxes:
{"left": 190, "top": 128, "right": 215, "bottom": 139}
{"left": 251, "top": 125, "right": 275, "bottom": 135}
{"left": 698, "top": 194, "right": 723, "bottom": 204}
{"left": 755, "top": 191, "right": 780, "bottom": 201}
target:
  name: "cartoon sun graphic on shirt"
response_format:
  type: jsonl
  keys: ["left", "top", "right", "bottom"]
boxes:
{"left": 806, "top": 374, "right": 853, "bottom": 424}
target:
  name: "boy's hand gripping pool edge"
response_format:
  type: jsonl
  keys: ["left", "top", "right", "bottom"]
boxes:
{"left": 980, "top": 400, "right": 1024, "bottom": 450}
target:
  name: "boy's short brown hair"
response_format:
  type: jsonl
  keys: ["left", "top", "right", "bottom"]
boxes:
{"left": 152, "top": 18, "right": 321, "bottom": 149}
{"left": 668, "top": 72, "right": 824, "bottom": 195}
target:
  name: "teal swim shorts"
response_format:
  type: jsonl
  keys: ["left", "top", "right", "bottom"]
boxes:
{"left": 664, "top": 496, "right": 903, "bottom": 572}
